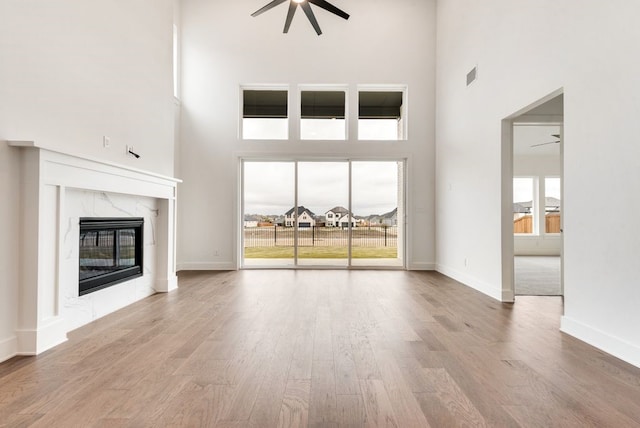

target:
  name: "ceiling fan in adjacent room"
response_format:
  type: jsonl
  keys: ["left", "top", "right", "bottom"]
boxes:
{"left": 530, "top": 134, "right": 561, "bottom": 148}
{"left": 252, "top": 0, "right": 349, "bottom": 36}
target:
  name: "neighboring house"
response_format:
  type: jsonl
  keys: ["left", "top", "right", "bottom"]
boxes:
{"left": 514, "top": 197, "right": 560, "bottom": 220}
{"left": 337, "top": 214, "right": 356, "bottom": 228}
{"left": 382, "top": 208, "right": 398, "bottom": 226}
{"left": 284, "top": 206, "right": 316, "bottom": 228}
{"left": 367, "top": 208, "right": 398, "bottom": 226}
{"left": 325, "top": 206, "right": 351, "bottom": 227}
{"left": 513, "top": 202, "right": 531, "bottom": 220}
{"left": 273, "top": 215, "right": 285, "bottom": 227}
{"left": 244, "top": 214, "right": 261, "bottom": 228}
{"left": 544, "top": 197, "right": 561, "bottom": 213}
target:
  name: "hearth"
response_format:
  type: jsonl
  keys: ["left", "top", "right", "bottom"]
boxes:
{"left": 79, "top": 217, "right": 144, "bottom": 295}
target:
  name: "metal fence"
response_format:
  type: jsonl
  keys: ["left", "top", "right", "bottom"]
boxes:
{"left": 244, "top": 225, "right": 397, "bottom": 248}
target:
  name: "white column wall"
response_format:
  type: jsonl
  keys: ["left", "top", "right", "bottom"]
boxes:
{"left": 436, "top": 0, "right": 640, "bottom": 366}
{"left": 0, "top": 145, "right": 20, "bottom": 360}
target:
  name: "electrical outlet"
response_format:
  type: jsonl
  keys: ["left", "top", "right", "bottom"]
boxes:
{"left": 103, "top": 136, "right": 110, "bottom": 148}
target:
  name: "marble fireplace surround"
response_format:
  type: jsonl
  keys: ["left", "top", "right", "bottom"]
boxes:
{"left": 8, "top": 141, "right": 181, "bottom": 356}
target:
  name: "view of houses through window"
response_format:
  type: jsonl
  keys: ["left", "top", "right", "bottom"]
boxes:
{"left": 243, "top": 160, "right": 403, "bottom": 267}
{"left": 545, "top": 177, "right": 561, "bottom": 234}
{"left": 513, "top": 176, "right": 561, "bottom": 235}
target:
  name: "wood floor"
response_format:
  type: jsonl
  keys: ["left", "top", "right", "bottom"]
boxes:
{"left": 1, "top": 270, "right": 640, "bottom": 427}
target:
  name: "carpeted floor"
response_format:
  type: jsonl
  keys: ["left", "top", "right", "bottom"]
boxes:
{"left": 515, "top": 256, "right": 562, "bottom": 296}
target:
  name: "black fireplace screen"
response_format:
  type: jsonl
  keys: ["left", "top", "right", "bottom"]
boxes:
{"left": 79, "top": 218, "right": 143, "bottom": 295}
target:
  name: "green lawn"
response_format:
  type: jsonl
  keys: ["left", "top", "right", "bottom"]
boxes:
{"left": 244, "top": 246, "right": 397, "bottom": 259}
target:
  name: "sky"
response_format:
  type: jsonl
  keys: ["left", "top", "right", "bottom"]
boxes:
{"left": 243, "top": 161, "right": 400, "bottom": 217}
{"left": 514, "top": 177, "right": 561, "bottom": 204}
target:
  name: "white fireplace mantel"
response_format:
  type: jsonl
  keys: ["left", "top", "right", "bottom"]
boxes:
{"left": 8, "top": 141, "right": 181, "bottom": 356}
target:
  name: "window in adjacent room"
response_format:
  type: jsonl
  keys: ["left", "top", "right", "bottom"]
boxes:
{"left": 300, "top": 89, "right": 346, "bottom": 140}
{"left": 358, "top": 89, "right": 406, "bottom": 140}
{"left": 545, "top": 177, "right": 561, "bottom": 233}
{"left": 513, "top": 177, "right": 536, "bottom": 234}
{"left": 242, "top": 89, "right": 289, "bottom": 140}
{"left": 173, "top": 24, "right": 179, "bottom": 99}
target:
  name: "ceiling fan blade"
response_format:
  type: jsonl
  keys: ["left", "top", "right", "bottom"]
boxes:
{"left": 308, "top": 0, "right": 350, "bottom": 20}
{"left": 251, "top": 0, "right": 287, "bottom": 17}
{"left": 301, "top": 2, "right": 322, "bottom": 35}
{"left": 283, "top": 2, "right": 298, "bottom": 33}
{"left": 530, "top": 141, "right": 560, "bottom": 148}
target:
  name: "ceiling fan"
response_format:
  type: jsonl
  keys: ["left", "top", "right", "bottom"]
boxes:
{"left": 252, "top": 0, "right": 350, "bottom": 36}
{"left": 530, "top": 133, "right": 561, "bottom": 148}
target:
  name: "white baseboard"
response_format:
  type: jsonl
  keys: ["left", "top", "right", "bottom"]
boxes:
{"left": 155, "top": 275, "right": 179, "bottom": 292}
{"left": 0, "top": 335, "right": 18, "bottom": 363}
{"left": 561, "top": 316, "right": 640, "bottom": 369}
{"left": 502, "top": 288, "right": 515, "bottom": 303}
{"left": 16, "top": 317, "right": 68, "bottom": 356}
{"left": 177, "top": 261, "right": 237, "bottom": 271}
{"left": 408, "top": 262, "right": 436, "bottom": 270}
{"left": 436, "top": 263, "right": 504, "bottom": 302}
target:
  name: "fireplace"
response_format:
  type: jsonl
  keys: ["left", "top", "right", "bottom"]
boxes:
{"left": 79, "top": 217, "right": 144, "bottom": 296}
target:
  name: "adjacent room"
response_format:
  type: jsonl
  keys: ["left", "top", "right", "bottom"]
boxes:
{"left": 1, "top": 0, "right": 639, "bottom": 426}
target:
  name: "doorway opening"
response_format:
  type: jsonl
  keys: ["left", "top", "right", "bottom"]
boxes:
{"left": 241, "top": 159, "right": 405, "bottom": 268}
{"left": 501, "top": 91, "right": 564, "bottom": 301}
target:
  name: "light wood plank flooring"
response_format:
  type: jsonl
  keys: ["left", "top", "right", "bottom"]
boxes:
{"left": 1, "top": 270, "right": 640, "bottom": 427}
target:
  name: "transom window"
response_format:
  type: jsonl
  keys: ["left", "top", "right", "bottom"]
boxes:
{"left": 242, "top": 89, "right": 288, "bottom": 140}
{"left": 300, "top": 90, "right": 346, "bottom": 140}
{"left": 240, "top": 85, "right": 408, "bottom": 141}
{"left": 358, "top": 89, "right": 405, "bottom": 140}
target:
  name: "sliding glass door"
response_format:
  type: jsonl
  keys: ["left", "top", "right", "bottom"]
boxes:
{"left": 243, "top": 162, "right": 295, "bottom": 267}
{"left": 242, "top": 160, "right": 404, "bottom": 268}
{"left": 351, "top": 161, "right": 403, "bottom": 267}
{"left": 297, "top": 162, "right": 350, "bottom": 267}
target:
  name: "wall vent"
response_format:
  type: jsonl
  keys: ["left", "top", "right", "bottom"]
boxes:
{"left": 466, "top": 66, "right": 478, "bottom": 86}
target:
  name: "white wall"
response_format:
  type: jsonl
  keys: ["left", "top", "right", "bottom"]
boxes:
{"left": 0, "top": 0, "right": 176, "bottom": 362}
{"left": 436, "top": 0, "right": 640, "bottom": 366}
{"left": 0, "top": 0, "right": 176, "bottom": 175}
{"left": 178, "top": 0, "right": 437, "bottom": 270}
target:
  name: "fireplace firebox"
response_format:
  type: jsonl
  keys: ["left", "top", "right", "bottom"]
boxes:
{"left": 79, "top": 217, "right": 144, "bottom": 295}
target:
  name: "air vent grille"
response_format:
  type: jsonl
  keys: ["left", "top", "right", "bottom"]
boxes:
{"left": 466, "top": 66, "right": 477, "bottom": 86}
